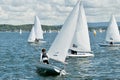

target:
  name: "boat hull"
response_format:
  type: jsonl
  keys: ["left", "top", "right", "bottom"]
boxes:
{"left": 68, "top": 53, "right": 94, "bottom": 58}
{"left": 99, "top": 43, "right": 120, "bottom": 47}
{"left": 36, "top": 63, "right": 61, "bottom": 76}
{"left": 28, "top": 40, "right": 46, "bottom": 44}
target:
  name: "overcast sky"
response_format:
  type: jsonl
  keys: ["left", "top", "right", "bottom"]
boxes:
{"left": 0, "top": 0, "right": 120, "bottom": 25}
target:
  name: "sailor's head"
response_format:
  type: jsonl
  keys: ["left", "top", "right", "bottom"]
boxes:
{"left": 42, "top": 48, "right": 46, "bottom": 53}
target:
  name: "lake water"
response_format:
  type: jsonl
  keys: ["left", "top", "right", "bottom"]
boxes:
{"left": 0, "top": 31, "right": 120, "bottom": 80}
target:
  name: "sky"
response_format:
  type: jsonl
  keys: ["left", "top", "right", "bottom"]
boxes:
{"left": 0, "top": 0, "right": 120, "bottom": 25}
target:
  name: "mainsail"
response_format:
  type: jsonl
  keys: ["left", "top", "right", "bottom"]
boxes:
{"left": 70, "top": 2, "right": 91, "bottom": 52}
{"left": 48, "top": 1, "right": 80, "bottom": 63}
{"left": 34, "top": 16, "right": 43, "bottom": 40}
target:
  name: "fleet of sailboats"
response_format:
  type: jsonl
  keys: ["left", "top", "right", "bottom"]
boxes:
{"left": 37, "top": 0, "right": 95, "bottom": 76}
{"left": 26, "top": 0, "right": 120, "bottom": 77}
{"left": 28, "top": 16, "right": 44, "bottom": 43}
{"left": 0, "top": 0, "right": 119, "bottom": 78}
{"left": 99, "top": 15, "right": 120, "bottom": 47}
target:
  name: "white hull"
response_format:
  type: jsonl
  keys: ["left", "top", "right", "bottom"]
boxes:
{"left": 99, "top": 43, "right": 120, "bottom": 47}
{"left": 68, "top": 53, "right": 94, "bottom": 58}
{"left": 28, "top": 39, "right": 46, "bottom": 43}
{"left": 37, "top": 40, "right": 46, "bottom": 43}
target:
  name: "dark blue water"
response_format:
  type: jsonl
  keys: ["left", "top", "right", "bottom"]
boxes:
{"left": 0, "top": 31, "right": 120, "bottom": 80}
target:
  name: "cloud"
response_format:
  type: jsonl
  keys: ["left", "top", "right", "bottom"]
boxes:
{"left": 4, "top": 5, "right": 28, "bottom": 12}
{"left": 0, "top": 6, "right": 8, "bottom": 19}
{"left": 0, "top": 0, "right": 120, "bottom": 25}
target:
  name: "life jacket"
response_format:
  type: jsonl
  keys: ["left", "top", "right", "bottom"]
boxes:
{"left": 42, "top": 53, "right": 48, "bottom": 60}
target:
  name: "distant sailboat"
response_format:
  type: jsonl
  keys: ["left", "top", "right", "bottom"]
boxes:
{"left": 36, "top": 0, "right": 81, "bottom": 76}
{"left": 19, "top": 29, "right": 22, "bottom": 35}
{"left": 99, "top": 15, "right": 120, "bottom": 47}
{"left": 68, "top": 2, "right": 94, "bottom": 57}
{"left": 93, "top": 29, "right": 97, "bottom": 36}
{"left": 49, "top": 30, "right": 52, "bottom": 33}
{"left": 28, "top": 16, "right": 44, "bottom": 43}
{"left": 99, "top": 28, "right": 103, "bottom": 33}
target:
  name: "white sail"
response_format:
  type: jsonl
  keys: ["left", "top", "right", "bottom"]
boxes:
{"left": 34, "top": 16, "right": 43, "bottom": 40}
{"left": 106, "top": 15, "right": 120, "bottom": 42}
{"left": 93, "top": 29, "right": 97, "bottom": 36}
{"left": 48, "top": 1, "right": 80, "bottom": 63}
{"left": 20, "top": 29, "right": 22, "bottom": 34}
{"left": 99, "top": 28, "right": 103, "bottom": 33}
{"left": 70, "top": 3, "right": 91, "bottom": 52}
{"left": 28, "top": 26, "right": 36, "bottom": 42}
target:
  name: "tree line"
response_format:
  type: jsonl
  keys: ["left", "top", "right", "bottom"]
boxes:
{"left": 0, "top": 24, "right": 108, "bottom": 32}
{"left": 0, "top": 24, "right": 62, "bottom": 32}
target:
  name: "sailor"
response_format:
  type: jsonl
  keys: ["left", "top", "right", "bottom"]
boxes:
{"left": 110, "top": 42, "right": 113, "bottom": 45}
{"left": 41, "top": 48, "right": 49, "bottom": 64}
{"left": 35, "top": 38, "right": 39, "bottom": 42}
{"left": 71, "top": 44, "right": 77, "bottom": 55}
{"left": 71, "top": 49, "right": 77, "bottom": 55}
{"left": 109, "top": 38, "right": 113, "bottom": 45}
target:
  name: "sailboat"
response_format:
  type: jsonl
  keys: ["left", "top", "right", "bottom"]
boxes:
{"left": 28, "top": 16, "right": 44, "bottom": 43}
{"left": 68, "top": 1, "right": 94, "bottom": 57}
{"left": 19, "top": 29, "right": 22, "bottom": 35}
{"left": 99, "top": 28, "right": 103, "bottom": 33}
{"left": 36, "top": 0, "right": 81, "bottom": 76}
{"left": 99, "top": 15, "right": 120, "bottom": 47}
{"left": 93, "top": 29, "right": 97, "bottom": 36}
